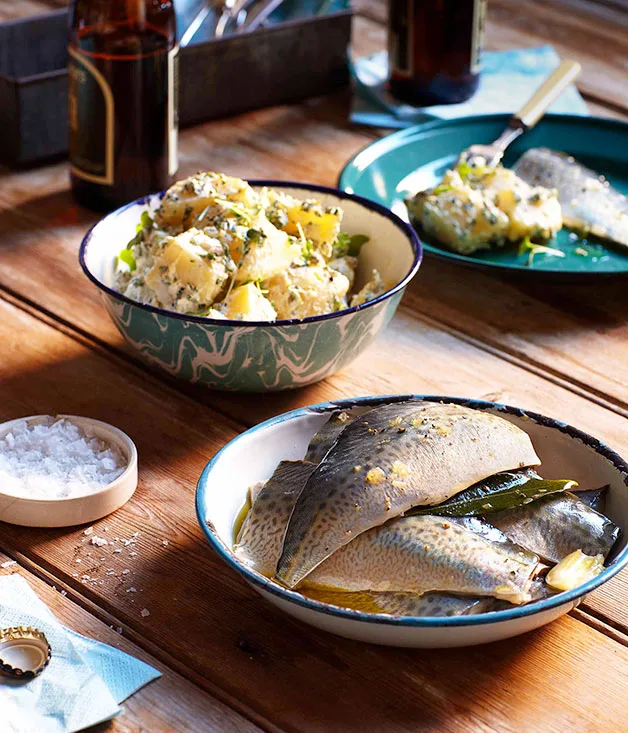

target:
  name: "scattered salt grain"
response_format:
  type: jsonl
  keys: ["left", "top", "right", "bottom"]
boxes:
{"left": 140, "top": 608, "right": 150, "bottom": 617}
{"left": 83, "top": 527, "right": 94, "bottom": 536}
{"left": 126, "top": 587, "right": 136, "bottom": 593}
{"left": 129, "top": 551, "right": 138, "bottom": 557}
{"left": 0, "top": 418, "right": 126, "bottom": 500}
{"left": 1, "top": 560, "right": 17, "bottom": 569}
{"left": 121, "top": 569, "right": 130, "bottom": 575}
{"left": 161, "top": 540, "right": 169, "bottom": 547}
{"left": 113, "top": 548, "right": 122, "bottom": 553}
{"left": 90, "top": 536, "right": 108, "bottom": 547}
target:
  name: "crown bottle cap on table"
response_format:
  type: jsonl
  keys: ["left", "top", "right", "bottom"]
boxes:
{"left": 0, "top": 626, "right": 52, "bottom": 679}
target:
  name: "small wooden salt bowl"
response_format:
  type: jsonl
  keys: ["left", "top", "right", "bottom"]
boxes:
{"left": 0, "top": 415, "right": 138, "bottom": 527}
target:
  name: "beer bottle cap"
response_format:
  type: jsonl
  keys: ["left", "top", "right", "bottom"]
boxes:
{"left": 0, "top": 626, "right": 51, "bottom": 679}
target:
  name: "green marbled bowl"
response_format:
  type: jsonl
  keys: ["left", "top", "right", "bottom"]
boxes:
{"left": 79, "top": 181, "right": 422, "bottom": 391}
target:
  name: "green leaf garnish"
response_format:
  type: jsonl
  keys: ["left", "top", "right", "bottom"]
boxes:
{"left": 406, "top": 471, "right": 578, "bottom": 518}
{"left": 432, "top": 184, "right": 453, "bottom": 195}
{"left": 347, "top": 233, "right": 369, "bottom": 256}
{"left": 518, "top": 235, "right": 565, "bottom": 266}
{"left": 332, "top": 232, "right": 370, "bottom": 258}
{"left": 118, "top": 248, "right": 137, "bottom": 271}
{"left": 139, "top": 210, "right": 153, "bottom": 230}
{"left": 126, "top": 210, "right": 154, "bottom": 249}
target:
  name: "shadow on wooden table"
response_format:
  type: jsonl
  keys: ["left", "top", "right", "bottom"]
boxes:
{"left": 0, "top": 188, "right": 95, "bottom": 243}
{"left": 409, "top": 258, "right": 628, "bottom": 333}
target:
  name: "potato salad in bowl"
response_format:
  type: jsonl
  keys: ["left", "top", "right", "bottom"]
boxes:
{"left": 80, "top": 173, "right": 421, "bottom": 391}
{"left": 114, "top": 172, "right": 387, "bottom": 322}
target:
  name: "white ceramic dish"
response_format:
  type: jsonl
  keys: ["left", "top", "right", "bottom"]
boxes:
{"left": 196, "top": 395, "right": 628, "bottom": 648}
{"left": 0, "top": 415, "right": 138, "bottom": 528}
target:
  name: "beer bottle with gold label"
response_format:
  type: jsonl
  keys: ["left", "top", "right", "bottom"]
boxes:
{"left": 68, "top": 0, "right": 178, "bottom": 211}
{"left": 388, "top": 0, "right": 487, "bottom": 106}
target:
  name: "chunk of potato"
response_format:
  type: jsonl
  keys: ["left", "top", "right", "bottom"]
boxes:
{"left": 260, "top": 188, "right": 342, "bottom": 259}
{"left": 409, "top": 183, "right": 509, "bottom": 255}
{"left": 145, "top": 228, "right": 234, "bottom": 306}
{"left": 264, "top": 265, "right": 350, "bottom": 320}
{"left": 479, "top": 168, "right": 562, "bottom": 241}
{"left": 328, "top": 256, "right": 358, "bottom": 289}
{"left": 350, "top": 269, "right": 386, "bottom": 307}
{"left": 234, "top": 215, "right": 302, "bottom": 284}
{"left": 155, "top": 172, "right": 258, "bottom": 231}
{"left": 220, "top": 283, "right": 277, "bottom": 321}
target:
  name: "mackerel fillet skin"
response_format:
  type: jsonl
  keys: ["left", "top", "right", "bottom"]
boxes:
{"left": 276, "top": 402, "right": 540, "bottom": 587}
{"left": 486, "top": 491, "right": 620, "bottom": 564}
{"left": 235, "top": 460, "right": 316, "bottom": 577}
{"left": 304, "top": 515, "right": 541, "bottom": 604}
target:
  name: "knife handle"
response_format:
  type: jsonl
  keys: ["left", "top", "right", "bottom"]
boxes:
{"left": 515, "top": 60, "right": 582, "bottom": 129}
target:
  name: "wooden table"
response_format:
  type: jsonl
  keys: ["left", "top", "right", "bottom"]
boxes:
{"left": 1, "top": 1, "right": 628, "bottom": 730}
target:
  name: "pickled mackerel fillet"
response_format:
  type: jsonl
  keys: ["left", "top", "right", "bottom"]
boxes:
{"left": 514, "top": 148, "right": 628, "bottom": 249}
{"left": 486, "top": 491, "right": 620, "bottom": 565}
{"left": 235, "top": 460, "right": 316, "bottom": 577}
{"left": 276, "top": 402, "right": 540, "bottom": 588}
{"left": 303, "top": 515, "right": 541, "bottom": 604}
{"left": 304, "top": 410, "right": 358, "bottom": 464}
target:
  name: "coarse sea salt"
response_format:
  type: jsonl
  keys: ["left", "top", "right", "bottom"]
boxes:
{"left": 0, "top": 418, "right": 126, "bottom": 500}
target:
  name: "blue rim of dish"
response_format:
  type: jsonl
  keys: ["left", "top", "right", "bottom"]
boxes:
{"left": 337, "top": 114, "right": 628, "bottom": 277}
{"left": 78, "top": 180, "right": 422, "bottom": 329}
{"left": 196, "top": 394, "right": 628, "bottom": 628}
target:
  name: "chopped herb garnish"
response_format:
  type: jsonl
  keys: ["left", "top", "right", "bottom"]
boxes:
{"left": 246, "top": 228, "right": 266, "bottom": 246}
{"left": 456, "top": 161, "right": 485, "bottom": 181}
{"left": 432, "top": 184, "right": 453, "bottom": 195}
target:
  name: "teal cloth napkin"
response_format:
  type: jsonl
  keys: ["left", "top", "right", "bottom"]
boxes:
{"left": 351, "top": 46, "right": 589, "bottom": 129}
{"left": 0, "top": 575, "right": 160, "bottom": 733}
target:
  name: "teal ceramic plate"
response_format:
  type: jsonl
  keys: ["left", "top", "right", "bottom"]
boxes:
{"left": 339, "top": 114, "right": 628, "bottom": 276}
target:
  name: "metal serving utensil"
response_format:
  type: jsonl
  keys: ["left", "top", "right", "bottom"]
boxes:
{"left": 181, "top": 0, "right": 286, "bottom": 47}
{"left": 457, "top": 59, "right": 582, "bottom": 168}
{"left": 215, "top": 0, "right": 286, "bottom": 38}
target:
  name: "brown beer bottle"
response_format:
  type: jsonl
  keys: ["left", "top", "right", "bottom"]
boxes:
{"left": 388, "top": 0, "right": 486, "bottom": 107}
{"left": 68, "top": 0, "right": 178, "bottom": 211}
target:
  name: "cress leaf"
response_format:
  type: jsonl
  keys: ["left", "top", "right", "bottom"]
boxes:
{"left": 118, "top": 248, "right": 137, "bottom": 271}
{"left": 140, "top": 210, "right": 154, "bottom": 230}
{"left": 348, "top": 234, "right": 370, "bottom": 256}
{"left": 332, "top": 232, "right": 351, "bottom": 258}
{"left": 518, "top": 235, "right": 565, "bottom": 266}
{"left": 406, "top": 471, "right": 578, "bottom": 518}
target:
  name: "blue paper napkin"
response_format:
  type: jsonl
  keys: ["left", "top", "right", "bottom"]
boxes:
{"left": 351, "top": 46, "right": 589, "bottom": 129}
{"left": 0, "top": 575, "right": 160, "bottom": 733}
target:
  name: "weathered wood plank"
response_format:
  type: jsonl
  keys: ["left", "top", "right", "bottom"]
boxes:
{"left": 0, "top": 554, "right": 264, "bottom": 733}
